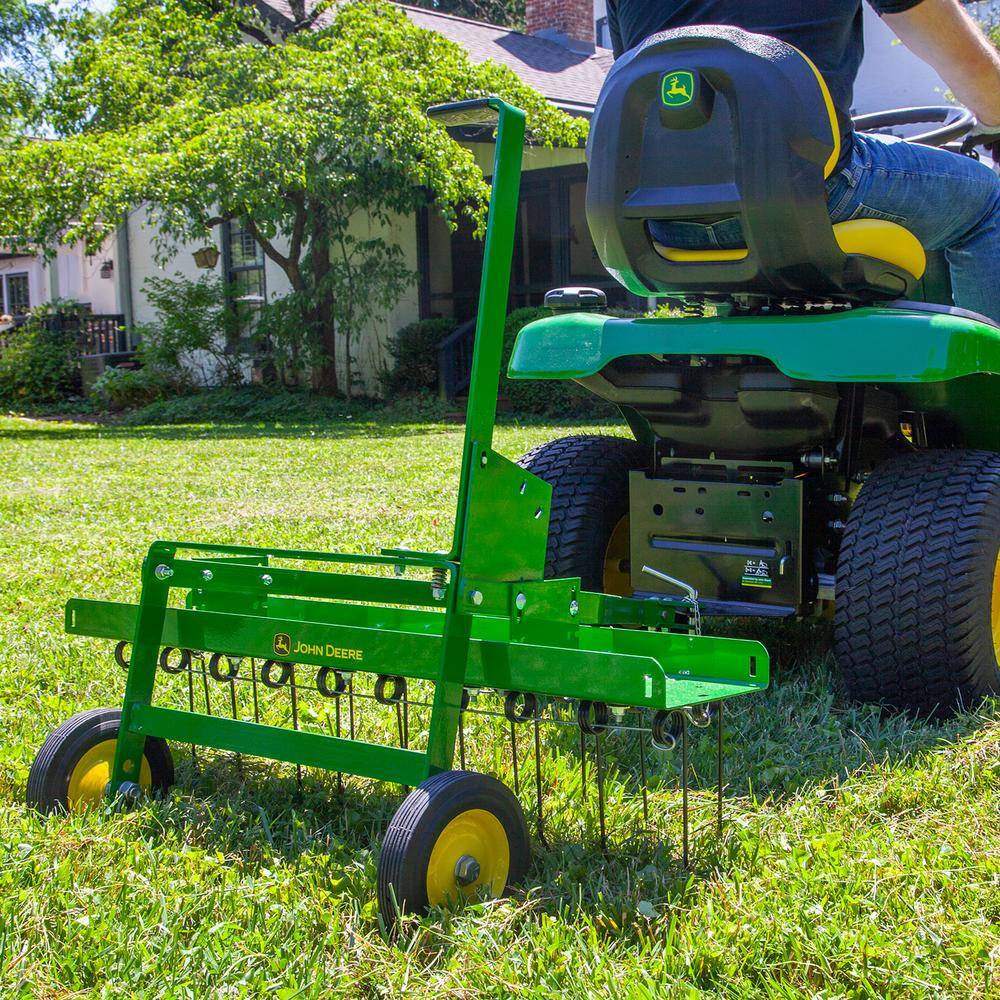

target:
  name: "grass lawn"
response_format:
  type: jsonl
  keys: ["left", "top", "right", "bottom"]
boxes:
{"left": 2, "top": 411, "right": 998, "bottom": 998}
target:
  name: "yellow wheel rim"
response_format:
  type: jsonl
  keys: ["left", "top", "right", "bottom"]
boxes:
{"left": 66, "top": 739, "right": 152, "bottom": 809}
{"left": 425, "top": 808, "right": 510, "bottom": 907}
{"left": 603, "top": 516, "right": 632, "bottom": 597}
{"left": 992, "top": 548, "right": 1000, "bottom": 663}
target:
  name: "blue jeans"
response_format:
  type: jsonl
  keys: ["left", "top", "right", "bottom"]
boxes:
{"left": 650, "top": 133, "right": 1000, "bottom": 321}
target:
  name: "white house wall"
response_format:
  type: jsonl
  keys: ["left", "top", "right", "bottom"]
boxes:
{"left": 0, "top": 234, "right": 120, "bottom": 316}
{"left": 126, "top": 205, "right": 215, "bottom": 327}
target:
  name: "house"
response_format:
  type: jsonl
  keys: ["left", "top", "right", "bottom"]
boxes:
{"left": 9, "top": 0, "right": 997, "bottom": 392}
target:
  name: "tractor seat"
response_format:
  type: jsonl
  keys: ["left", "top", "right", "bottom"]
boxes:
{"left": 586, "top": 25, "right": 928, "bottom": 301}
{"left": 652, "top": 219, "right": 928, "bottom": 280}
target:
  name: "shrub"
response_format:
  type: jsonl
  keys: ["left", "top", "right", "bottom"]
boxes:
{"left": 382, "top": 317, "right": 456, "bottom": 395}
{"left": 89, "top": 364, "right": 185, "bottom": 411}
{"left": 139, "top": 274, "right": 252, "bottom": 386}
{"left": 0, "top": 302, "right": 84, "bottom": 406}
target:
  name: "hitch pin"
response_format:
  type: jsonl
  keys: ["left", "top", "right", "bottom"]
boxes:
{"left": 641, "top": 565, "right": 702, "bottom": 636}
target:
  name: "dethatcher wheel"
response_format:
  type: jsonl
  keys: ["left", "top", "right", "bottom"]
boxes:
{"left": 27, "top": 708, "right": 174, "bottom": 813}
{"left": 835, "top": 449, "right": 1000, "bottom": 715}
{"left": 517, "top": 434, "right": 646, "bottom": 593}
{"left": 377, "top": 770, "right": 530, "bottom": 924}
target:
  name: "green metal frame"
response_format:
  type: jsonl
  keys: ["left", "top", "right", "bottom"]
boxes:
{"left": 63, "top": 98, "right": 769, "bottom": 797}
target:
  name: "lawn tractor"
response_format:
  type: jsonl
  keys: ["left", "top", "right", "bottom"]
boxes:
{"left": 27, "top": 95, "right": 769, "bottom": 925}
{"left": 513, "top": 26, "right": 1000, "bottom": 719}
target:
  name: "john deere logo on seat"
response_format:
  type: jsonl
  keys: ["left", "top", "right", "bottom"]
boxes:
{"left": 662, "top": 71, "right": 695, "bottom": 108}
{"left": 273, "top": 632, "right": 291, "bottom": 656}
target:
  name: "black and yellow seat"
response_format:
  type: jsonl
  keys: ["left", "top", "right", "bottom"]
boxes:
{"left": 586, "top": 24, "right": 926, "bottom": 301}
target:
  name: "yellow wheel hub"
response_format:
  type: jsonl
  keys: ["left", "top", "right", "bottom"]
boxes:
{"left": 67, "top": 739, "right": 152, "bottom": 809}
{"left": 425, "top": 808, "right": 510, "bottom": 906}
{"left": 603, "top": 515, "right": 632, "bottom": 597}
{"left": 992, "top": 548, "right": 1000, "bottom": 664}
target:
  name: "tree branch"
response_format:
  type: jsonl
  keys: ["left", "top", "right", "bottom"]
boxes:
{"left": 242, "top": 214, "right": 295, "bottom": 280}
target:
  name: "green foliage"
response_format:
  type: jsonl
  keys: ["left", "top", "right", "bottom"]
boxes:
{"left": 89, "top": 364, "right": 184, "bottom": 411}
{"left": 0, "top": 302, "right": 83, "bottom": 406}
{"left": 0, "top": 0, "right": 51, "bottom": 58}
{"left": 383, "top": 317, "right": 456, "bottom": 395}
{"left": 122, "top": 385, "right": 366, "bottom": 425}
{"left": 138, "top": 273, "right": 249, "bottom": 387}
{"left": 0, "top": 0, "right": 587, "bottom": 391}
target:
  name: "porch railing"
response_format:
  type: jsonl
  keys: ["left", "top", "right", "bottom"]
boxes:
{"left": 44, "top": 312, "right": 130, "bottom": 357}
{"left": 437, "top": 318, "right": 476, "bottom": 401}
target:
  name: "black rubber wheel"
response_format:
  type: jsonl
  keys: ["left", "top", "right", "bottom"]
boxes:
{"left": 835, "top": 449, "right": 1000, "bottom": 715}
{"left": 27, "top": 707, "right": 174, "bottom": 813}
{"left": 377, "top": 770, "right": 530, "bottom": 924}
{"left": 517, "top": 434, "right": 646, "bottom": 591}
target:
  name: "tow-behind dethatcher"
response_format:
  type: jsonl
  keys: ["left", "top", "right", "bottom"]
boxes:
{"left": 29, "top": 98, "right": 769, "bottom": 924}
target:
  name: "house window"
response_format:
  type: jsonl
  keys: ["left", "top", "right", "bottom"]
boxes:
{"left": 223, "top": 219, "right": 266, "bottom": 343}
{"left": 2, "top": 273, "right": 30, "bottom": 316}
{"left": 226, "top": 218, "right": 266, "bottom": 303}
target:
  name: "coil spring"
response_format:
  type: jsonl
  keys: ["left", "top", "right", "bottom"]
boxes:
{"left": 680, "top": 296, "right": 705, "bottom": 318}
{"left": 431, "top": 566, "right": 448, "bottom": 600}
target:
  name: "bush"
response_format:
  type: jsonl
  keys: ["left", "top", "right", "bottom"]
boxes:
{"left": 0, "top": 303, "right": 83, "bottom": 406}
{"left": 139, "top": 274, "right": 251, "bottom": 386}
{"left": 89, "top": 364, "right": 185, "bottom": 411}
{"left": 382, "top": 317, "right": 456, "bottom": 395}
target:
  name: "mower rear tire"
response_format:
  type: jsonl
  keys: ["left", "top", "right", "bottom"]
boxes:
{"left": 517, "top": 434, "right": 645, "bottom": 592}
{"left": 835, "top": 449, "right": 1000, "bottom": 715}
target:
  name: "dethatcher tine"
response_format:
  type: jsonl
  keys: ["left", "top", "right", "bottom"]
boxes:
{"left": 28, "top": 98, "right": 769, "bottom": 923}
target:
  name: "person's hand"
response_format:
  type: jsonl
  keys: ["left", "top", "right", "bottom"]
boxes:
{"left": 961, "top": 120, "right": 1000, "bottom": 160}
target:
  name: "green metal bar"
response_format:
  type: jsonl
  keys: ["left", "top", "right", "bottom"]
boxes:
{"left": 68, "top": 598, "right": 769, "bottom": 710}
{"left": 447, "top": 99, "right": 526, "bottom": 563}
{"left": 155, "top": 540, "right": 452, "bottom": 571}
{"left": 173, "top": 557, "right": 446, "bottom": 607}
{"left": 110, "top": 543, "right": 175, "bottom": 793}
{"left": 130, "top": 705, "right": 429, "bottom": 786}
{"left": 426, "top": 100, "right": 527, "bottom": 774}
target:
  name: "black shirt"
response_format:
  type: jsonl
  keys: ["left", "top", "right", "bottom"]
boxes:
{"left": 605, "top": 0, "right": 925, "bottom": 137}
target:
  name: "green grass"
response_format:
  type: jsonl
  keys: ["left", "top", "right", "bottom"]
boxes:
{"left": 2, "top": 412, "right": 999, "bottom": 998}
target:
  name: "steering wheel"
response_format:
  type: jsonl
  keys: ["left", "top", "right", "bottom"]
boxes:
{"left": 852, "top": 105, "right": 976, "bottom": 147}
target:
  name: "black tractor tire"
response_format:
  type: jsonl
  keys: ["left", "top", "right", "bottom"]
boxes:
{"left": 517, "top": 434, "right": 646, "bottom": 590}
{"left": 835, "top": 449, "right": 1000, "bottom": 715}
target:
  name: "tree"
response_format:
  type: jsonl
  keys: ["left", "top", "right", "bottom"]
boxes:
{"left": 0, "top": 0, "right": 50, "bottom": 57}
{"left": 0, "top": 0, "right": 586, "bottom": 393}
{"left": 0, "top": 0, "right": 53, "bottom": 138}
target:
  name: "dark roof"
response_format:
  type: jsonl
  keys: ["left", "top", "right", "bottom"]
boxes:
{"left": 255, "top": 1, "right": 611, "bottom": 114}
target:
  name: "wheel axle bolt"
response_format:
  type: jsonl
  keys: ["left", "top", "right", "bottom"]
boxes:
{"left": 154, "top": 564, "right": 173, "bottom": 581}
{"left": 261, "top": 573, "right": 273, "bottom": 586}
{"left": 454, "top": 854, "right": 481, "bottom": 886}
{"left": 115, "top": 781, "right": 143, "bottom": 806}
{"left": 201, "top": 569, "right": 213, "bottom": 582}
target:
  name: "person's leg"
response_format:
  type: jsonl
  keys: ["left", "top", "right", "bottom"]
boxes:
{"left": 830, "top": 133, "right": 1000, "bottom": 320}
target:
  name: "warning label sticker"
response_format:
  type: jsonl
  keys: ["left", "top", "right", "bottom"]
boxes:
{"left": 741, "top": 558, "right": 773, "bottom": 589}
